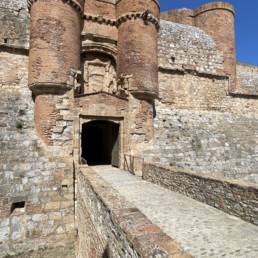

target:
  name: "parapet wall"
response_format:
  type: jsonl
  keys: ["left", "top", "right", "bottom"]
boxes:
{"left": 143, "top": 163, "right": 258, "bottom": 226}
{"left": 77, "top": 167, "right": 192, "bottom": 258}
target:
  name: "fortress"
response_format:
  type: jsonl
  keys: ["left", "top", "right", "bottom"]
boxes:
{"left": 0, "top": 0, "right": 258, "bottom": 257}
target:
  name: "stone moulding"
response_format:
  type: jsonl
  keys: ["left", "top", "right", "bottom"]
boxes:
{"left": 116, "top": 11, "right": 160, "bottom": 30}
{"left": 27, "top": 0, "right": 84, "bottom": 17}
{"left": 84, "top": 11, "right": 160, "bottom": 30}
{"left": 82, "top": 43, "right": 117, "bottom": 61}
{"left": 29, "top": 82, "right": 73, "bottom": 95}
{"left": 84, "top": 14, "right": 117, "bottom": 26}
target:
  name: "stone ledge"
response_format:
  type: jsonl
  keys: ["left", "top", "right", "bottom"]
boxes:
{"left": 78, "top": 166, "right": 192, "bottom": 257}
{"left": 143, "top": 162, "right": 258, "bottom": 226}
{"left": 0, "top": 43, "right": 29, "bottom": 55}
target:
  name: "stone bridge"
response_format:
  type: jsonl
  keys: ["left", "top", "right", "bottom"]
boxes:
{"left": 77, "top": 165, "right": 258, "bottom": 258}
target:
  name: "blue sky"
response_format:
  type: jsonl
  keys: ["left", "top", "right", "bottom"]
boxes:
{"left": 159, "top": 0, "right": 258, "bottom": 66}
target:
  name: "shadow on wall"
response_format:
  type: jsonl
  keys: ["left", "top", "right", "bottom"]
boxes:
{"left": 102, "top": 245, "right": 110, "bottom": 258}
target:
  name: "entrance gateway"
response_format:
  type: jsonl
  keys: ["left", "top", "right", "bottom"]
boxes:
{"left": 81, "top": 120, "right": 120, "bottom": 167}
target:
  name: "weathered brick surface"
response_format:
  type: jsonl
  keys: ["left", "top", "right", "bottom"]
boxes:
{"left": 83, "top": 0, "right": 117, "bottom": 41}
{"left": 29, "top": 0, "right": 83, "bottom": 91}
{"left": 143, "top": 163, "right": 258, "bottom": 226}
{"left": 160, "top": 8, "right": 194, "bottom": 26}
{"left": 194, "top": 2, "right": 236, "bottom": 90}
{"left": 117, "top": 0, "right": 159, "bottom": 97}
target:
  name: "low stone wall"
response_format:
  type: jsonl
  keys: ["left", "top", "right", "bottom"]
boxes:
{"left": 3, "top": 244, "right": 75, "bottom": 258}
{"left": 143, "top": 163, "right": 258, "bottom": 226}
{"left": 77, "top": 166, "right": 192, "bottom": 258}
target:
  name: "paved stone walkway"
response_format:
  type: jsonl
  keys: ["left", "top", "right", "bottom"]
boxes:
{"left": 93, "top": 166, "right": 258, "bottom": 258}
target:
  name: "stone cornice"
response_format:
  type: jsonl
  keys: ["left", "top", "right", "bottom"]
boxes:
{"left": 84, "top": 14, "right": 117, "bottom": 26}
{"left": 27, "top": 0, "right": 84, "bottom": 16}
{"left": 29, "top": 82, "right": 73, "bottom": 95}
{"left": 84, "top": 11, "right": 160, "bottom": 30}
{"left": 117, "top": 11, "right": 160, "bottom": 30}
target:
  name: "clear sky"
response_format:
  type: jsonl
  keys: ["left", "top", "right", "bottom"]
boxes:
{"left": 159, "top": 0, "right": 258, "bottom": 66}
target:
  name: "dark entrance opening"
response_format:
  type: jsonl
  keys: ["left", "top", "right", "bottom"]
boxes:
{"left": 81, "top": 120, "right": 120, "bottom": 166}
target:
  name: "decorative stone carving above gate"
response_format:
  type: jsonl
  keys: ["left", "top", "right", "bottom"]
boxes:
{"left": 82, "top": 53, "right": 130, "bottom": 98}
{"left": 83, "top": 54, "right": 116, "bottom": 94}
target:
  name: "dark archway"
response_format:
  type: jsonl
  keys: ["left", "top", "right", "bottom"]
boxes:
{"left": 81, "top": 120, "right": 120, "bottom": 166}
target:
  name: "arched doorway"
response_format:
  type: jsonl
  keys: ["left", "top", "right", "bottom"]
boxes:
{"left": 81, "top": 120, "right": 120, "bottom": 167}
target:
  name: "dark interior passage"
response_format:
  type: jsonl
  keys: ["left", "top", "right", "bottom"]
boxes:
{"left": 81, "top": 120, "right": 120, "bottom": 166}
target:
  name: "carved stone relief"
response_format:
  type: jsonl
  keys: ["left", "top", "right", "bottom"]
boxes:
{"left": 83, "top": 53, "right": 117, "bottom": 95}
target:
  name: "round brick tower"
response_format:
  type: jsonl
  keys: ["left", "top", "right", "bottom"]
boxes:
{"left": 116, "top": 0, "right": 160, "bottom": 99}
{"left": 194, "top": 2, "right": 236, "bottom": 91}
{"left": 27, "top": 0, "right": 84, "bottom": 144}
{"left": 116, "top": 0, "right": 160, "bottom": 150}
{"left": 28, "top": 0, "right": 84, "bottom": 93}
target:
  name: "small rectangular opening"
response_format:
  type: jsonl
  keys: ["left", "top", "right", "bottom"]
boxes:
{"left": 10, "top": 201, "right": 25, "bottom": 215}
{"left": 4, "top": 38, "right": 8, "bottom": 44}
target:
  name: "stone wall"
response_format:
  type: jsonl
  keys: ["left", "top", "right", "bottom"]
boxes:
{"left": 236, "top": 63, "right": 258, "bottom": 96}
{"left": 76, "top": 166, "right": 192, "bottom": 258}
{"left": 150, "top": 24, "right": 258, "bottom": 184}
{"left": 143, "top": 163, "right": 258, "bottom": 226}
{"left": 0, "top": 49, "right": 75, "bottom": 257}
{"left": 158, "top": 20, "right": 224, "bottom": 76}
{"left": 145, "top": 100, "right": 258, "bottom": 184}
{"left": 0, "top": 0, "right": 29, "bottom": 47}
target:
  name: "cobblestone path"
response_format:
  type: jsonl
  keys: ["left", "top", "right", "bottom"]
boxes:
{"left": 93, "top": 166, "right": 258, "bottom": 258}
